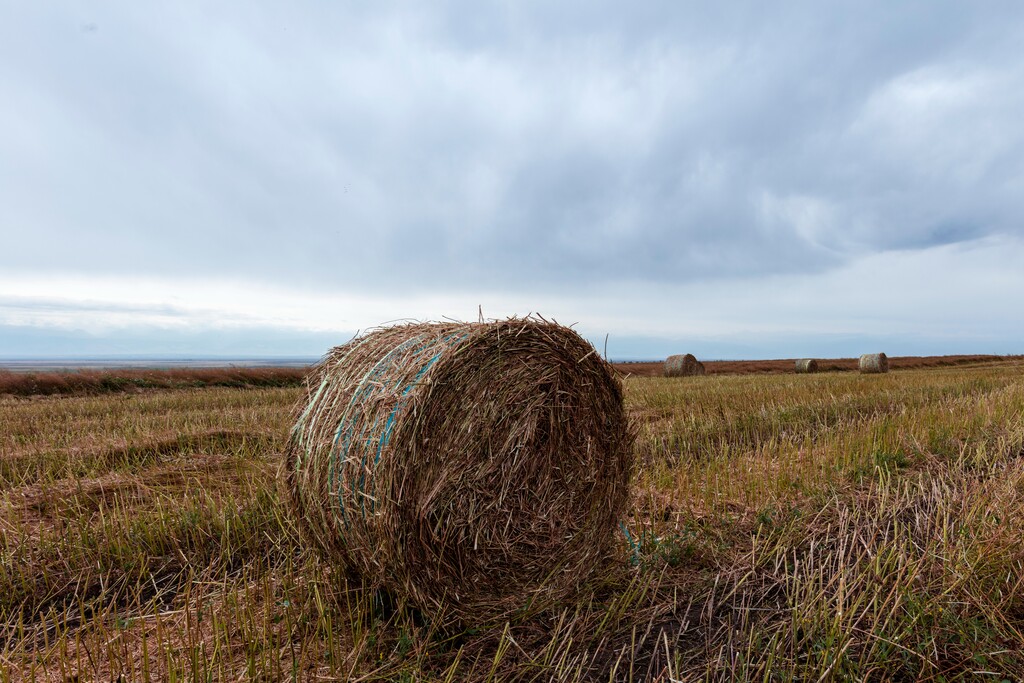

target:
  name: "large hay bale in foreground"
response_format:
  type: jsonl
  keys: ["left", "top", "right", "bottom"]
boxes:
{"left": 284, "top": 319, "right": 633, "bottom": 623}
{"left": 859, "top": 353, "right": 889, "bottom": 374}
{"left": 664, "top": 353, "right": 705, "bottom": 377}
{"left": 795, "top": 359, "right": 819, "bottom": 373}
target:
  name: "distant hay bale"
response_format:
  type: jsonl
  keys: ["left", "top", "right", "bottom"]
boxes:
{"left": 795, "top": 359, "right": 819, "bottom": 374}
{"left": 664, "top": 354, "right": 705, "bottom": 377}
{"left": 283, "top": 319, "right": 633, "bottom": 623}
{"left": 859, "top": 353, "right": 889, "bottom": 374}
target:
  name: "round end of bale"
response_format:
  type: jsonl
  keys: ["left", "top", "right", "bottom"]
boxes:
{"left": 284, "top": 319, "right": 634, "bottom": 623}
{"left": 664, "top": 353, "right": 704, "bottom": 377}
{"left": 795, "top": 359, "right": 819, "bottom": 373}
{"left": 859, "top": 353, "right": 889, "bottom": 374}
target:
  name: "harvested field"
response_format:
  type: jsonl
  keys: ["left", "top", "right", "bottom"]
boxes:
{"left": 2, "top": 358, "right": 1024, "bottom": 680}
{"left": 614, "top": 353, "right": 1017, "bottom": 377}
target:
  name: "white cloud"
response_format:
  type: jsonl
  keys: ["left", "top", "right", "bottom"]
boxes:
{"left": 2, "top": 235, "right": 1021, "bottom": 357}
{"left": 2, "top": 3, "right": 1023, "bottom": 356}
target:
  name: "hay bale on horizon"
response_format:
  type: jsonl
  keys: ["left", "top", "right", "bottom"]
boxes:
{"left": 664, "top": 353, "right": 705, "bottom": 377}
{"left": 859, "top": 353, "right": 889, "bottom": 374}
{"left": 283, "top": 319, "right": 633, "bottom": 623}
{"left": 795, "top": 359, "right": 819, "bottom": 374}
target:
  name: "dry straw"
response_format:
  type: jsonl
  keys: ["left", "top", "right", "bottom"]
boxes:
{"left": 664, "top": 353, "right": 706, "bottom": 377}
{"left": 795, "top": 359, "right": 819, "bottom": 374}
{"left": 859, "top": 353, "right": 889, "bottom": 374}
{"left": 283, "top": 318, "right": 633, "bottom": 624}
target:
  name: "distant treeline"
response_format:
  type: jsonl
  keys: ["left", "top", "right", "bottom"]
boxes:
{"left": 0, "top": 367, "right": 309, "bottom": 397}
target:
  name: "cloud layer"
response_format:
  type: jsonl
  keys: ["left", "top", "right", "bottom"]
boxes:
{"left": 2, "top": 3, "right": 1023, "bottom": 356}
{"left": 2, "top": 235, "right": 1021, "bottom": 358}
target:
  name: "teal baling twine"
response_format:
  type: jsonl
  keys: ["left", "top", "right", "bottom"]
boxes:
{"left": 328, "top": 332, "right": 469, "bottom": 531}
{"left": 620, "top": 521, "right": 641, "bottom": 566}
{"left": 374, "top": 333, "right": 468, "bottom": 468}
{"left": 319, "top": 329, "right": 635, "bottom": 565}
{"left": 328, "top": 335, "right": 425, "bottom": 532}
{"left": 365, "top": 332, "right": 468, "bottom": 514}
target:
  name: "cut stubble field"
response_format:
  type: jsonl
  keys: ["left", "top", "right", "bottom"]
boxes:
{"left": 2, "top": 361, "right": 1024, "bottom": 680}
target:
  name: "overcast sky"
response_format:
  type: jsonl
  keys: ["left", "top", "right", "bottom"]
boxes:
{"left": 2, "top": 2, "right": 1023, "bottom": 359}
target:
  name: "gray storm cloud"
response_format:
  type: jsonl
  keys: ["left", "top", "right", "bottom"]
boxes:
{"left": 2, "top": 2, "right": 1024, "bottom": 360}
{"left": 3, "top": 2, "right": 1023, "bottom": 295}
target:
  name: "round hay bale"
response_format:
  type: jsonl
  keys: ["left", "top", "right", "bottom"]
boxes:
{"left": 664, "top": 353, "right": 704, "bottom": 377}
{"left": 795, "top": 359, "right": 819, "bottom": 374}
{"left": 859, "top": 353, "right": 889, "bottom": 374}
{"left": 284, "top": 319, "right": 633, "bottom": 623}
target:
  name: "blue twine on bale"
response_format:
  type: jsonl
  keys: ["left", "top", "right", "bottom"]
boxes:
{"left": 328, "top": 332, "right": 469, "bottom": 532}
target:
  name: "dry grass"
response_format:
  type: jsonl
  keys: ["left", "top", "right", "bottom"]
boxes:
{"left": 2, "top": 360, "right": 1023, "bottom": 679}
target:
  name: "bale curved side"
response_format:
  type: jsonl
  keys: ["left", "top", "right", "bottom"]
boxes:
{"left": 664, "top": 354, "right": 703, "bottom": 377}
{"left": 795, "top": 359, "right": 819, "bottom": 374}
{"left": 284, "top": 319, "right": 633, "bottom": 623}
{"left": 859, "top": 353, "right": 889, "bottom": 374}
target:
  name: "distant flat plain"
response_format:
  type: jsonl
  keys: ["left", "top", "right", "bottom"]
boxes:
{"left": 2, "top": 353, "right": 1016, "bottom": 375}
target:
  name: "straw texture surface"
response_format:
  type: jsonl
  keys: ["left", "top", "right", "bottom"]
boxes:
{"left": 664, "top": 354, "right": 705, "bottom": 377}
{"left": 859, "top": 353, "right": 889, "bottom": 374}
{"left": 795, "top": 359, "right": 819, "bottom": 374}
{"left": 284, "top": 319, "right": 633, "bottom": 622}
